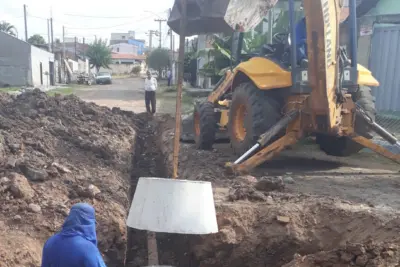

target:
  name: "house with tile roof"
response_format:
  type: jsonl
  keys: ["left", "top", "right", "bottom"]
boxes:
{"left": 98, "top": 53, "right": 147, "bottom": 75}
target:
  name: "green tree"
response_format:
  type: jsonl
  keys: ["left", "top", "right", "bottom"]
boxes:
{"left": 131, "top": 65, "right": 141, "bottom": 75}
{"left": 86, "top": 39, "right": 112, "bottom": 72}
{"left": 28, "top": 34, "right": 46, "bottom": 46}
{"left": 146, "top": 48, "right": 170, "bottom": 75}
{"left": 0, "top": 21, "right": 17, "bottom": 36}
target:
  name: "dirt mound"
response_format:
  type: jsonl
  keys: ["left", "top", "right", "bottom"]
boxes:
{"left": 284, "top": 242, "right": 400, "bottom": 267}
{"left": 150, "top": 128, "right": 400, "bottom": 267}
{"left": 155, "top": 182, "right": 400, "bottom": 267}
{"left": 0, "top": 90, "right": 136, "bottom": 266}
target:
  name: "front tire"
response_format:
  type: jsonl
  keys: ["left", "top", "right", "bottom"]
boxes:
{"left": 193, "top": 102, "right": 217, "bottom": 150}
{"left": 228, "top": 82, "right": 282, "bottom": 155}
{"left": 316, "top": 86, "right": 376, "bottom": 156}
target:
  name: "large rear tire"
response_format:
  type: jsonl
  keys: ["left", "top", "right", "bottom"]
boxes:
{"left": 193, "top": 101, "right": 217, "bottom": 150}
{"left": 228, "top": 82, "right": 282, "bottom": 155}
{"left": 316, "top": 86, "right": 376, "bottom": 156}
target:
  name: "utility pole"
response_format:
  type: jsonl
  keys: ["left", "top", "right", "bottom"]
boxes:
{"left": 148, "top": 30, "right": 157, "bottom": 50}
{"left": 47, "top": 19, "right": 51, "bottom": 51}
{"left": 168, "top": 8, "right": 174, "bottom": 84}
{"left": 50, "top": 7, "right": 54, "bottom": 52}
{"left": 23, "top": 5, "right": 28, "bottom": 41}
{"left": 50, "top": 18, "right": 54, "bottom": 52}
{"left": 154, "top": 18, "right": 167, "bottom": 48}
{"left": 74, "top": 37, "right": 77, "bottom": 60}
{"left": 62, "top": 26, "right": 66, "bottom": 83}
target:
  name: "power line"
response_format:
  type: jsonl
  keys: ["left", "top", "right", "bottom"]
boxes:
{"left": 62, "top": 10, "right": 167, "bottom": 19}
{"left": 24, "top": 12, "right": 159, "bottom": 30}
{"left": 63, "top": 15, "right": 156, "bottom": 30}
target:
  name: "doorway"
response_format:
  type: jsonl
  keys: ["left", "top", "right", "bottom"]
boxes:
{"left": 49, "top": 61, "right": 55, "bottom": 86}
{"left": 39, "top": 62, "right": 43, "bottom": 85}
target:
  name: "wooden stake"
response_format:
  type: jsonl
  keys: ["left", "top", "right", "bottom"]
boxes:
{"left": 172, "top": 0, "right": 187, "bottom": 179}
{"left": 147, "top": 231, "right": 159, "bottom": 265}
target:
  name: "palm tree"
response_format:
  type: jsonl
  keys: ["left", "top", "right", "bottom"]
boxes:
{"left": 0, "top": 21, "right": 17, "bottom": 37}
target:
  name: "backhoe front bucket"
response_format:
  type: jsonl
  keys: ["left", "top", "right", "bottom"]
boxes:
{"left": 168, "top": 0, "right": 278, "bottom": 36}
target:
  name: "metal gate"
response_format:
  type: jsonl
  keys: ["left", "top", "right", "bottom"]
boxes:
{"left": 369, "top": 25, "right": 400, "bottom": 112}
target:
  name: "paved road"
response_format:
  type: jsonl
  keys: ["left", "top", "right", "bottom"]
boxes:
{"left": 75, "top": 77, "right": 152, "bottom": 113}
{"left": 75, "top": 77, "right": 192, "bottom": 115}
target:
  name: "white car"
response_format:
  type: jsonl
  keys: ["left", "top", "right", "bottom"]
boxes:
{"left": 95, "top": 72, "right": 112, "bottom": 84}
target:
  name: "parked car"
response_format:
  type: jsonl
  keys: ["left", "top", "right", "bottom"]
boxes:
{"left": 95, "top": 72, "right": 112, "bottom": 84}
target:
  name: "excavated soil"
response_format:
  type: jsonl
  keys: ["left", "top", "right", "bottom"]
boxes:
{"left": 149, "top": 125, "right": 400, "bottom": 267}
{"left": 0, "top": 90, "right": 137, "bottom": 266}
{"left": 2, "top": 89, "right": 400, "bottom": 267}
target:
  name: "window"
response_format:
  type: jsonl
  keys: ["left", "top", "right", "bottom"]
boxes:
{"left": 122, "top": 36, "right": 126, "bottom": 39}
{"left": 117, "top": 47, "right": 120, "bottom": 52}
{"left": 343, "top": 0, "right": 349, "bottom": 7}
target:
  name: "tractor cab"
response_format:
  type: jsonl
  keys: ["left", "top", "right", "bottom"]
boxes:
{"left": 237, "top": 31, "right": 292, "bottom": 68}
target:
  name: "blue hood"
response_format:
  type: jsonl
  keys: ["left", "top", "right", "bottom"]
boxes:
{"left": 61, "top": 203, "right": 98, "bottom": 245}
{"left": 41, "top": 203, "right": 106, "bottom": 267}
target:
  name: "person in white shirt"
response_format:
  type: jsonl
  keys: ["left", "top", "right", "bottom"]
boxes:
{"left": 144, "top": 70, "right": 158, "bottom": 114}
{"left": 167, "top": 69, "right": 172, "bottom": 86}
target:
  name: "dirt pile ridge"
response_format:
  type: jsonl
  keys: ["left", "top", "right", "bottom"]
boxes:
{"left": 154, "top": 175, "right": 400, "bottom": 267}
{"left": 0, "top": 89, "right": 137, "bottom": 266}
{"left": 148, "top": 127, "right": 400, "bottom": 267}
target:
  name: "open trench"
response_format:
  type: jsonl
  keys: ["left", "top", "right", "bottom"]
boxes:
{"left": 125, "top": 113, "right": 172, "bottom": 267}
{"left": 118, "top": 113, "right": 400, "bottom": 267}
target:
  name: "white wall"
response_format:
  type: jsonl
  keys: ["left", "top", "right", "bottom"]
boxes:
{"left": 67, "top": 59, "right": 79, "bottom": 72}
{"left": 97, "top": 61, "right": 146, "bottom": 75}
{"left": 30, "top": 45, "right": 55, "bottom": 87}
{"left": 110, "top": 43, "right": 138, "bottom": 54}
{"left": 77, "top": 59, "right": 89, "bottom": 73}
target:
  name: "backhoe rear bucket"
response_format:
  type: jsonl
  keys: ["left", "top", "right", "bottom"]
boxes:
{"left": 167, "top": 0, "right": 278, "bottom": 36}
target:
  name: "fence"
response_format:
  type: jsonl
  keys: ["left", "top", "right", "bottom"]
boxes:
{"left": 368, "top": 25, "right": 400, "bottom": 150}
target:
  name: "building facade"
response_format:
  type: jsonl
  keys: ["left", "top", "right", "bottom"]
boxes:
{"left": 110, "top": 43, "right": 138, "bottom": 54}
{"left": 110, "top": 31, "right": 136, "bottom": 45}
{"left": 0, "top": 31, "right": 55, "bottom": 87}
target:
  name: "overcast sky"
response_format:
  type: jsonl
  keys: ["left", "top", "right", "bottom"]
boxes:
{"left": 1, "top": 0, "right": 177, "bottom": 47}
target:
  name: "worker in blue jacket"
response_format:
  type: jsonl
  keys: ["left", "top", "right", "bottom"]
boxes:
{"left": 41, "top": 203, "right": 107, "bottom": 267}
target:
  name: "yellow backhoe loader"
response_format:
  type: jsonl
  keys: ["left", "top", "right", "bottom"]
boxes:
{"left": 168, "top": 0, "right": 400, "bottom": 174}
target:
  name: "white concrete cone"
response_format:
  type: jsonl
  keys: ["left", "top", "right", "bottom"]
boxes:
{"left": 127, "top": 177, "right": 218, "bottom": 234}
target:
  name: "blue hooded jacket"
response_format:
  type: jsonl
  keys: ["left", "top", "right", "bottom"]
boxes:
{"left": 41, "top": 203, "right": 107, "bottom": 267}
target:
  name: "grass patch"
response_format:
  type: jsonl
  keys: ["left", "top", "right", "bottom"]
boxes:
{"left": 0, "top": 87, "right": 20, "bottom": 92}
{"left": 157, "top": 90, "right": 195, "bottom": 114}
{"left": 112, "top": 74, "right": 131, "bottom": 79}
{"left": 46, "top": 87, "right": 75, "bottom": 96}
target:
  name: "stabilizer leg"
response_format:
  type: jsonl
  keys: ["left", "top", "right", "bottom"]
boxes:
{"left": 351, "top": 135, "right": 400, "bottom": 164}
{"left": 226, "top": 132, "right": 299, "bottom": 174}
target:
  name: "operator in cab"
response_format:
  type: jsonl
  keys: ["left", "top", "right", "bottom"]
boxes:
{"left": 295, "top": 2, "right": 307, "bottom": 66}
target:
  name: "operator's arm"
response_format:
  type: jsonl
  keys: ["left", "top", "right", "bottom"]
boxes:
{"left": 154, "top": 78, "right": 158, "bottom": 90}
{"left": 295, "top": 17, "right": 307, "bottom": 43}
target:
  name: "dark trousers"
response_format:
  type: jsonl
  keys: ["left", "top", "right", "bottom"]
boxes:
{"left": 167, "top": 77, "right": 172, "bottom": 86}
{"left": 145, "top": 90, "right": 156, "bottom": 114}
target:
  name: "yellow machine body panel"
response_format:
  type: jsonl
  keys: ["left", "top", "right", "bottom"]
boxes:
{"left": 357, "top": 64, "right": 380, "bottom": 87}
{"left": 304, "top": 0, "right": 341, "bottom": 131}
{"left": 233, "top": 57, "right": 292, "bottom": 90}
